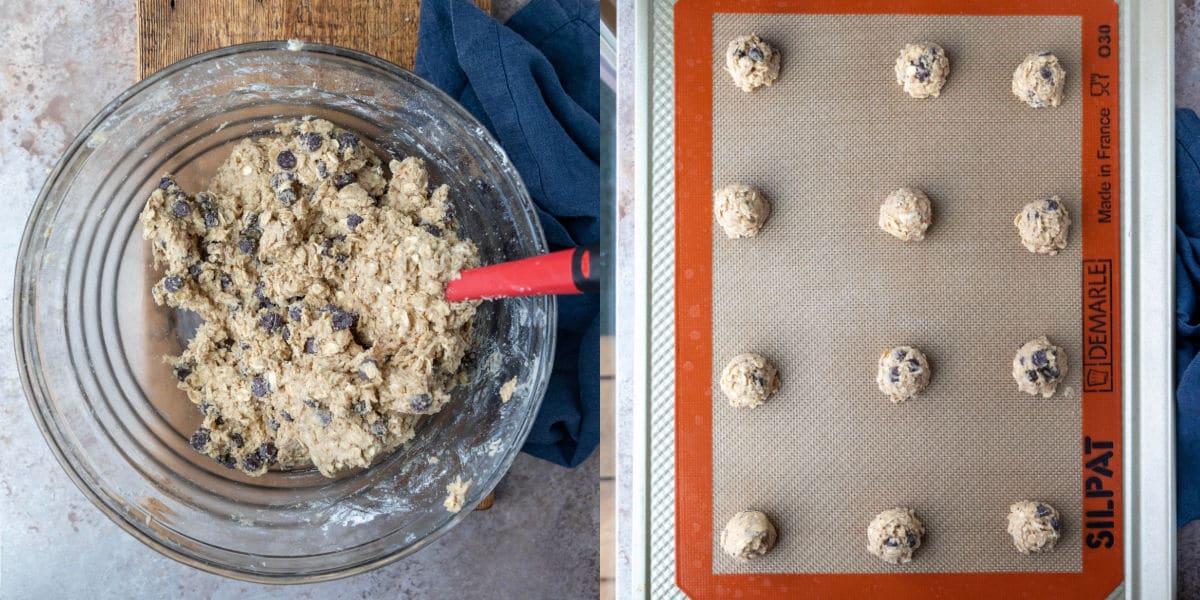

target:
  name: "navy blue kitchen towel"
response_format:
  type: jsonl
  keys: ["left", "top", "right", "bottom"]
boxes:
{"left": 417, "top": 0, "right": 601, "bottom": 467}
{"left": 1178, "top": 108, "right": 1200, "bottom": 525}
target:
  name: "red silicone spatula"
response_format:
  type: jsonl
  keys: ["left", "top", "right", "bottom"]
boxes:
{"left": 445, "top": 246, "right": 600, "bottom": 302}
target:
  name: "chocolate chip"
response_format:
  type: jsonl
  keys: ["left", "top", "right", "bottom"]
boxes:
{"left": 238, "top": 233, "right": 258, "bottom": 256}
{"left": 330, "top": 309, "right": 356, "bottom": 331}
{"left": 750, "top": 373, "right": 766, "bottom": 388}
{"left": 889, "top": 366, "right": 900, "bottom": 384}
{"left": 187, "top": 262, "right": 203, "bottom": 280}
{"left": 174, "top": 362, "right": 193, "bottom": 381}
{"left": 1049, "top": 517, "right": 1061, "bottom": 530}
{"left": 747, "top": 46, "right": 763, "bottom": 61}
{"left": 217, "top": 454, "right": 238, "bottom": 469}
{"left": 906, "top": 533, "right": 918, "bottom": 547}
{"left": 288, "top": 304, "right": 302, "bottom": 321}
{"left": 203, "top": 209, "right": 219, "bottom": 229}
{"left": 1040, "top": 66, "right": 1053, "bottom": 81}
{"left": 927, "top": 46, "right": 938, "bottom": 56}
{"left": 259, "top": 312, "right": 284, "bottom": 331}
{"left": 316, "top": 409, "right": 332, "bottom": 426}
{"left": 275, "top": 188, "right": 297, "bottom": 206}
{"left": 243, "top": 453, "right": 263, "bottom": 472}
{"left": 253, "top": 282, "right": 269, "bottom": 303}
{"left": 219, "top": 273, "right": 233, "bottom": 290}
{"left": 913, "top": 65, "right": 931, "bottom": 82}
{"left": 333, "top": 172, "right": 357, "bottom": 189}
{"left": 251, "top": 374, "right": 270, "bottom": 398}
{"left": 280, "top": 325, "right": 290, "bottom": 341}
{"left": 347, "top": 213, "right": 363, "bottom": 231}
{"left": 1041, "top": 366, "right": 1060, "bottom": 379}
{"left": 316, "top": 160, "right": 328, "bottom": 179}
{"left": 281, "top": 409, "right": 294, "bottom": 422}
{"left": 370, "top": 421, "right": 388, "bottom": 437}
{"left": 352, "top": 400, "right": 369, "bottom": 414}
{"left": 1036, "top": 503, "right": 1052, "bottom": 517}
{"left": 189, "top": 428, "right": 210, "bottom": 451}
{"left": 733, "top": 49, "right": 745, "bottom": 59}
{"left": 158, "top": 177, "right": 175, "bottom": 190}
{"left": 257, "top": 441, "right": 278, "bottom": 465}
{"left": 1031, "top": 350, "right": 1048, "bottom": 367}
{"left": 410, "top": 393, "right": 433, "bottom": 411}
{"left": 230, "top": 432, "right": 244, "bottom": 448}
{"left": 171, "top": 199, "right": 191, "bottom": 218}
{"left": 304, "top": 398, "right": 318, "bottom": 408}
{"left": 1046, "top": 199, "right": 1059, "bottom": 211}
{"left": 276, "top": 150, "right": 297, "bottom": 170}
{"left": 299, "top": 131, "right": 323, "bottom": 152}
{"left": 906, "top": 359, "right": 921, "bottom": 373}
{"left": 163, "top": 275, "right": 184, "bottom": 293}
{"left": 336, "top": 131, "right": 360, "bottom": 150}
{"left": 893, "top": 349, "right": 907, "bottom": 361}
{"left": 1026, "top": 370, "right": 1039, "bottom": 382}
{"left": 422, "top": 222, "right": 443, "bottom": 237}
{"left": 304, "top": 337, "right": 317, "bottom": 354}
{"left": 1030, "top": 210, "right": 1040, "bottom": 219}
{"left": 885, "top": 538, "right": 901, "bottom": 548}
{"left": 1039, "top": 50, "right": 1053, "bottom": 57}
{"left": 267, "top": 418, "right": 280, "bottom": 431}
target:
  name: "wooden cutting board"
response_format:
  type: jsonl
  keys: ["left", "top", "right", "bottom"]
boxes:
{"left": 137, "top": 0, "right": 491, "bottom": 79}
{"left": 136, "top": 0, "right": 497, "bottom": 511}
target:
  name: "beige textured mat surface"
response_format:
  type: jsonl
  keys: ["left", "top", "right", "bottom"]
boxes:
{"left": 709, "top": 13, "right": 1083, "bottom": 574}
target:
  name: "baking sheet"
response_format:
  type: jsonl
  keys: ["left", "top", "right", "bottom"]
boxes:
{"left": 709, "top": 13, "right": 1083, "bottom": 574}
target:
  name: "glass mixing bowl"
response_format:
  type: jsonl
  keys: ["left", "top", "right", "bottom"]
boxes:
{"left": 13, "top": 42, "right": 554, "bottom": 582}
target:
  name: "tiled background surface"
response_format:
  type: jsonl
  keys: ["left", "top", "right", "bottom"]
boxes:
{"left": 0, "top": 1, "right": 600, "bottom": 598}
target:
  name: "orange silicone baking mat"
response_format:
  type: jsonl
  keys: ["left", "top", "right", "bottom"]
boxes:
{"left": 673, "top": 1, "right": 1121, "bottom": 598}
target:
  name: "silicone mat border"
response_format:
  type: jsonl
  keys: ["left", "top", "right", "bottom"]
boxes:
{"left": 649, "top": 1, "right": 1123, "bottom": 598}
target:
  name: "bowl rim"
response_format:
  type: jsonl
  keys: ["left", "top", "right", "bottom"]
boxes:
{"left": 13, "top": 40, "right": 555, "bottom": 584}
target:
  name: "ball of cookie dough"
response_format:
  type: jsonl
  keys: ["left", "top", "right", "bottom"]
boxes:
{"left": 867, "top": 508, "right": 924, "bottom": 564}
{"left": 721, "top": 510, "right": 778, "bottom": 561}
{"left": 1012, "top": 336, "right": 1067, "bottom": 398}
{"left": 1007, "top": 500, "right": 1062, "bottom": 554}
{"left": 894, "top": 43, "right": 950, "bottom": 99}
{"left": 725, "top": 34, "right": 781, "bottom": 92}
{"left": 876, "top": 346, "right": 930, "bottom": 403}
{"left": 720, "top": 353, "right": 780, "bottom": 409}
{"left": 1014, "top": 196, "right": 1070, "bottom": 255}
{"left": 878, "top": 188, "right": 933, "bottom": 241}
{"left": 714, "top": 184, "right": 771, "bottom": 239}
{"left": 1012, "top": 51, "right": 1067, "bottom": 108}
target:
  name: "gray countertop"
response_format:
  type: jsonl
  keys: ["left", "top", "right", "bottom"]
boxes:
{"left": 0, "top": 1, "right": 597, "bottom": 598}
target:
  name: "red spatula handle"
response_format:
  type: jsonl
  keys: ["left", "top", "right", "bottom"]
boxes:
{"left": 445, "top": 246, "right": 599, "bottom": 302}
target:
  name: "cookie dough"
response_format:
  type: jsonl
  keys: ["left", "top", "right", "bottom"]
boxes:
{"left": 444, "top": 476, "right": 473, "bottom": 513}
{"left": 894, "top": 43, "right": 950, "bottom": 99}
{"left": 1007, "top": 500, "right": 1062, "bottom": 554}
{"left": 867, "top": 508, "right": 924, "bottom": 564}
{"left": 725, "top": 34, "right": 781, "bottom": 92}
{"left": 720, "top": 510, "right": 778, "bottom": 561}
{"left": 878, "top": 187, "right": 933, "bottom": 241}
{"left": 714, "top": 184, "right": 771, "bottom": 239}
{"left": 499, "top": 376, "right": 517, "bottom": 403}
{"left": 1015, "top": 196, "right": 1070, "bottom": 255}
{"left": 719, "top": 353, "right": 780, "bottom": 409}
{"left": 1012, "top": 51, "right": 1067, "bottom": 108}
{"left": 1012, "top": 336, "right": 1067, "bottom": 398}
{"left": 140, "top": 117, "right": 480, "bottom": 477}
{"left": 876, "top": 346, "right": 930, "bottom": 403}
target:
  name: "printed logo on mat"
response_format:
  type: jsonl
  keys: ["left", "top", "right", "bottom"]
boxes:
{"left": 1083, "top": 259, "right": 1113, "bottom": 392}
